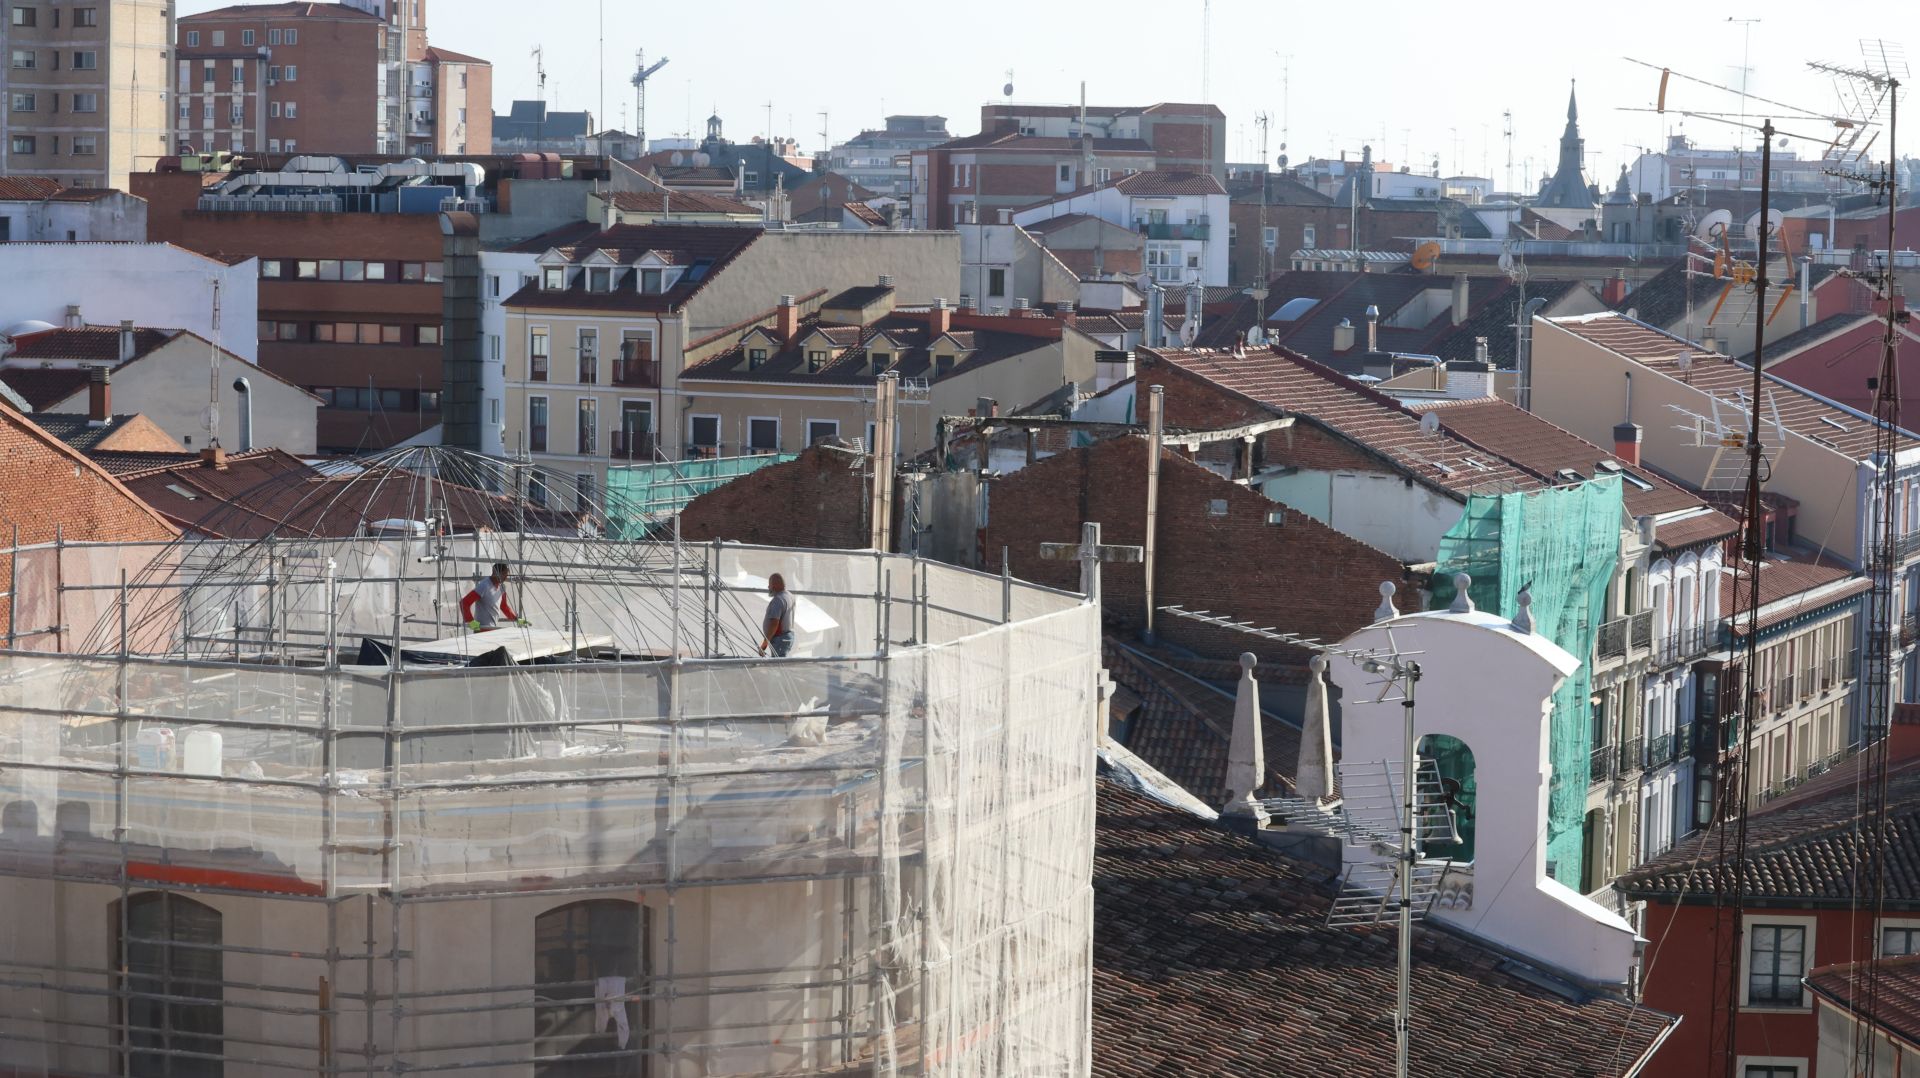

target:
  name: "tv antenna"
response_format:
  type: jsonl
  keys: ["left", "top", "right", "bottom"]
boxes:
{"left": 632, "top": 50, "right": 669, "bottom": 153}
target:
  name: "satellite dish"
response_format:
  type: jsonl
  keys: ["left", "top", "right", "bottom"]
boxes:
{"left": 669, "top": 151, "right": 684, "bottom": 166}
{"left": 1411, "top": 241, "right": 1442, "bottom": 272}
{"left": 1276, "top": 153, "right": 1289, "bottom": 169}
{"left": 691, "top": 152, "right": 710, "bottom": 167}
{"left": 1675, "top": 352, "right": 1692, "bottom": 371}
{"left": 1420, "top": 411, "right": 1441, "bottom": 435}
{"left": 1179, "top": 318, "right": 1199, "bottom": 346}
{"left": 1695, "top": 208, "right": 1734, "bottom": 244}
{"left": 1003, "top": 82, "right": 1014, "bottom": 98}
{"left": 1744, "top": 207, "right": 1784, "bottom": 242}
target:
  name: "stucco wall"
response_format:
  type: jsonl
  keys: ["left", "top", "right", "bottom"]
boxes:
{"left": 691, "top": 231, "right": 961, "bottom": 332}
{"left": 41, "top": 335, "right": 318, "bottom": 454}
{"left": 0, "top": 244, "right": 260, "bottom": 363}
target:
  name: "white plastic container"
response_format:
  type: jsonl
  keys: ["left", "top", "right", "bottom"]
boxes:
{"left": 182, "top": 730, "right": 223, "bottom": 776}
{"left": 134, "top": 729, "right": 169, "bottom": 770}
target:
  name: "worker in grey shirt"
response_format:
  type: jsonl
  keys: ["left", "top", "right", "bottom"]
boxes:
{"left": 461, "top": 562, "right": 527, "bottom": 631}
{"left": 758, "top": 573, "right": 797, "bottom": 657}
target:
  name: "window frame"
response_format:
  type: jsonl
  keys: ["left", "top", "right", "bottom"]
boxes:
{"left": 687, "top": 413, "right": 722, "bottom": 456}
{"left": 1879, "top": 917, "right": 1920, "bottom": 957}
{"left": 1735, "top": 1058, "right": 1805, "bottom": 1078}
{"left": 1740, "top": 914, "right": 1816, "bottom": 1011}
{"left": 115, "top": 892, "right": 225, "bottom": 1078}
{"left": 526, "top": 395, "right": 549, "bottom": 453}
{"left": 532, "top": 899, "right": 647, "bottom": 1077}
{"left": 746, "top": 416, "right": 781, "bottom": 454}
{"left": 806, "top": 419, "right": 839, "bottom": 446}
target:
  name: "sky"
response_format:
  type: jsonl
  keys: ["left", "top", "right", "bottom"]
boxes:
{"left": 179, "top": 0, "right": 1914, "bottom": 186}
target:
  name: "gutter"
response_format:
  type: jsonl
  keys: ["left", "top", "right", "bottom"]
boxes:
{"left": 1620, "top": 1013, "right": 1683, "bottom": 1078}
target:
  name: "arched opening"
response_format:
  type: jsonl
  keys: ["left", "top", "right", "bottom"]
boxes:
{"left": 534, "top": 899, "right": 649, "bottom": 1077}
{"left": 1417, "top": 734, "right": 1476, "bottom": 863}
{"left": 114, "top": 891, "right": 223, "bottom": 1078}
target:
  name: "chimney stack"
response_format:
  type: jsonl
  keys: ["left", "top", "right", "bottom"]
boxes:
{"left": 1613, "top": 422, "right": 1643, "bottom": 467}
{"left": 775, "top": 294, "right": 800, "bottom": 342}
{"left": 117, "top": 320, "right": 136, "bottom": 363}
{"left": 928, "top": 298, "right": 951, "bottom": 337}
{"left": 1474, "top": 336, "right": 1490, "bottom": 364}
{"left": 877, "top": 273, "right": 894, "bottom": 288}
{"left": 1451, "top": 274, "right": 1469, "bottom": 326}
{"left": 1056, "top": 300, "right": 1076, "bottom": 327}
{"left": 64, "top": 304, "right": 83, "bottom": 330}
{"left": 199, "top": 444, "right": 228, "bottom": 470}
{"left": 87, "top": 368, "right": 111, "bottom": 426}
{"left": 1601, "top": 270, "right": 1629, "bottom": 307}
{"left": 1364, "top": 304, "right": 1380, "bottom": 352}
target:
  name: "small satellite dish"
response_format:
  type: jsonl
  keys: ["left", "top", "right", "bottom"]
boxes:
{"left": 1003, "top": 81, "right": 1014, "bottom": 98}
{"left": 669, "top": 151, "right": 684, "bottom": 166}
{"left": 1695, "top": 208, "right": 1734, "bottom": 244}
{"left": 1179, "top": 319, "right": 1199, "bottom": 346}
{"left": 1411, "top": 241, "right": 1442, "bottom": 272}
{"left": 1420, "top": 411, "right": 1441, "bottom": 435}
{"left": 691, "top": 151, "right": 710, "bottom": 167}
{"left": 1744, "top": 207, "right": 1784, "bottom": 241}
{"left": 1276, "top": 153, "right": 1289, "bottom": 169}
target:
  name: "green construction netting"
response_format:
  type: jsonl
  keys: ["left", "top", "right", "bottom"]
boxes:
{"left": 1429, "top": 475, "right": 1622, "bottom": 890}
{"left": 605, "top": 454, "right": 798, "bottom": 537}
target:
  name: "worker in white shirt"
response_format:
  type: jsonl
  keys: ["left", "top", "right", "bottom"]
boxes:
{"left": 462, "top": 563, "right": 529, "bottom": 631}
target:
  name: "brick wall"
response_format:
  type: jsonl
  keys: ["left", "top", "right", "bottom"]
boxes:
{"left": 0, "top": 409, "right": 176, "bottom": 632}
{"left": 678, "top": 446, "right": 871, "bottom": 550}
{"left": 982, "top": 436, "right": 1406, "bottom": 659}
{"left": 1134, "top": 357, "right": 1384, "bottom": 474}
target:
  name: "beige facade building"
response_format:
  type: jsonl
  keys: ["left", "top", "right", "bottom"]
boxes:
{"left": 0, "top": 0, "right": 174, "bottom": 189}
{"left": 488, "top": 222, "right": 962, "bottom": 507}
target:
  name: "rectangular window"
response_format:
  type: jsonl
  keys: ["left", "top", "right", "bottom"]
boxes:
{"left": 269, "top": 102, "right": 280, "bottom": 119}
{"left": 588, "top": 267, "right": 610, "bottom": 292}
{"left": 284, "top": 101, "right": 297, "bottom": 118}
{"left": 807, "top": 420, "right": 839, "bottom": 446}
{"left": 380, "top": 324, "right": 402, "bottom": 344}
{"left": 747, "top": 347, "right": 768, "bottom": 369}
{"left": 72, "top": 92, "right": 97, "bottom": 113}
{"left": 416, "top": 324, "right": 440, "bottom": 345}
{"left": 284, "top": 28, "right": 296, "bottom": 44}
{"left": 9, "top": 5, "right": 33, "bottom": 26}
{"left": 313, "top": 323, "right": 335, "bottom": 342}
{"left": 806, "top": 349, "right": 826, "bottom": 373}
{"left": 577, "top": 329, "right": 597, "bottom": 383}
{"left": 1741, "top": 1067, "right": 1800, "bottom": 1078}
{"left": 527, "top": 397, "right": 548, "bottom": 453}
{"left": 209, "top": 30, "right": 224, "bottom": 46}
{"left": 576, "top": 399, "right": 596, "bottom": 455}
{"left": 421, "top": 261, "right": 442, "bottom": 283}
{"left": 241, "top": 29, "right": 254, "bottom": 45}
{"left": 1746, "top": 925, "right": 1806, "bottom": 1006}
{"left": 73, "top": 6, "right": 95, "bottom": 26}
{"left": 73, "top": 51, "right": 97, "bottom": 70}
{"left": 1058, "top": 163, "right": 1072, "bottom": 183}
{"left": 316, "top": 259, "right": 340, "bottom": 281}
{"left": 1884, "top": 925, "right": 1920, "bottom": 957}
{"left": 640, "top": 268, "right": 662, "bottom": 293}
{"left": 364, "top": 261, "right": 387, "bottom": 281}
{"left": 277, "top": 322, "right": 299, "bottom": 341}
{"left": 9, "top": 92, "right": 33, "bottom": 112}
{"left": 342, "top": 260, "right": 365, "bottom": 282}
{"left": 9, "top": 50, "right": 35, "bottom": 70}
{"left": 748, "top": 417, "right": 780, "bottom": 454}
{"left": 689, "top": 415, "right": 720, "bottom": 455}
{"left": 185, "top": 30, "right": 199, "bottom": 46}
{"left": 542, "top": 267, "right": 564, "bottom": 291}
{"left": 529, "top": 332, "right": 549, "bottom": 381}
{"left": 267, "top": 64, "right": 280, "bottom": 81}
{"left": 987, "top": 268, "right": 1006, "bottom": 298}
{"left": 71, "top": 136, "right": 96, "bottom": 156}
{"left": 488, "top": 274, "right": 500, "bottom": 298}
{"left": 267, "top": 28, "right": 280, "bottom": 45}
{"left": 285, "top": 65, "right": 297, "bottom": 81}
{"left": 574, "top": 473, "right": 594, "bottom": 512}
{"left": 8, "top": 135, "right": 34, "bottom": 155}
{"left": 257, "top": 320, "right": 276, "bottom": 341}
{"left": 259, "top": 257, "right": 281, "bottom": 279}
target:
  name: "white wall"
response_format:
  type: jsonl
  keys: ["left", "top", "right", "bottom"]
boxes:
{"left": 36, "top": 335, "right": 317, "bottom": 454}
{"left": 478, "top": 251, "right": 540, "bottom": 456}
{"left": 1259, "top": 468, "right": 1462, "bottom": 563}
{"left": 0, "top": 244, "right": 260, "bottom": 362}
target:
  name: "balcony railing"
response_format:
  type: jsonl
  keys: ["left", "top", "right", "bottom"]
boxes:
{"left": 528, "top": 425, "right": 547, "bottom": 454}
{"left": 610, "top": 430, "right": 656, "bottom": 459}
{"left": 1599, "top": 610, "right": 1653, "bottom": 661}
{"left": 612, "top": 356, "right": 660, "bottom": 387}
{"left": 686, "top": 443, "right": 723, "bottom": 460}
{"left": 1135, "top": 218, "right": 1211, "bottom": 240}
{"left": 1589, "top": 745, "right": 1614, "bottom": 784}
{"left": 1619, "top": 736, "right": 1644, "bottom": 774}
{"left": 1896, "top": 531, "right": 1920, "bottom": 561}
{"left": 577, "top": 427, "right": 597, "bottom": 455}
{"left": 1646, "top": 732, "right": 1674, "bottom": 769}
{"left": 1676, "top": 721, "right": 1695, "bottom": 758}
{"left": 530, "top": 356, "right": 549, "bottom": 382}
{"left": 1903, "top": 612, "right": 1920, "bottom": 648}
{"left": 578, "top": 355, "right": 598, "bottom": 384}
{"left": 1656, "top": 623, "right": 1720, "bottom": 665}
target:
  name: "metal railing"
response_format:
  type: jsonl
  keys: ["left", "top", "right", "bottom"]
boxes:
{"left": 1645, "top": 733, "right": 1673, "bottom": 768}
{"left": 1676, "top": 722, "right": 1694, "bottom": 758}
{"left": 610, "top": 431, "right": 656, "bottom": 460}
{"left": 529, "top": 356, "right": 549, "bottom": 382}
{"left": 1619, "top": 736, "right": 1644, "bottom": 774}
{"left": 612, "top": 357, "right": 659, "bottom": 387}
{"left": 1598, "top": 610, "right": 1653, "bottom": 661}
{"left": 1903, "top": 612, "right": 1920, "bottom": 648}
{"left": 1656, "top": 623, "right": 1719, "bottom": 666}
{"left": 1589, "top": 745, "right": 1614, "bottom": 784}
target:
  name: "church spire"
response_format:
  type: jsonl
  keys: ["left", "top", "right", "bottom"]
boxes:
{"left": 1567, "top": 80, "right": 1578, "bottom": 123}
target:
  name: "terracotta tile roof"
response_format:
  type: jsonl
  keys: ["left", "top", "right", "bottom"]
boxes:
{"left": 1738, "top": 311, "right": 1867, "bottom": 362}
{"left": 0, "top": 368, "right": 90, "bottom": 410}
{"left": 1546, "top": 313, "right": 1917, "bottom": 461}
{"left": 24, "top": 413, "right": 146, "bottom": 452}
{"left": 1648, "top": 509, "right": 1741, "bottom": 551}
{"left": 843, "top": 201, "right": 888, "bottom": 227}
{"left": 1409, "top": 397, "right": 1713, "bottom": 519}
{"left": 181, "top": 2, "right": 379, "bottom": 21}
{"left": 1807, "top": 955, "right": 1920, "bottom": 1046}
{"left": 1112, "top": 169, "right": 1227, "bottom": 196}
{"left": 1268, "top": 272, "right": 1517, "bottom": 365}
{"left": 5, "top": 326, "right": 172, "bottom": 363}
{"left": 1104, "top": 638, "right": 1303, "bottom": 805}
{"left": 1093, "top": 776, "right": 1679, "bottom": 1076}
{"left": 0, "top": 176, "right": 63, "bottom": 200}
{"left": 608, "top": 190, "right": 757, "bottom": 216}
{"left": 1720, "top": 558, "right": 1869, "bottom": 631}
{"left": 502, "top": 224, "right": 761, "bottom": 314}
{"left": 422, "top": 46, "right": 488, "bottom": 65}
{"left": 89, "top": 449, "right": 201, "bottom": 475}
{"left": 44, "top": 187, "right": 120, "bottom": 202}
{"left": 1145, "top": 346, "right": 1542, "bottom": 496}
{"left": 685, "top": 309, "right": 1061, "bottom": 387}
{"left": 1618, "top": 756, "right": 1920, "bottom": 905}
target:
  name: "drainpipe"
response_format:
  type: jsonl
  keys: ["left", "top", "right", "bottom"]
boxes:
{"left": 1799, "top": 255, "right": 1812, "bottom": 330}
{"left": 1143, "top": 384, "right": 1164, "bottom": 644}
{"left": 231, "top": 376, "right": 253, "bottom": 452}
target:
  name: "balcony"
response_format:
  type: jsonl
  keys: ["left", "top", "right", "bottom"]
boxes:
{"left": 1645, "top": 732, "right": 1674, "bottom": 769}
{"left": 613, "top": 356, "right": 660, "bottom": 388}
{"left": 1676, "top": 722, "right": 1694, "bottom": 758}
{"left": 1589, "top": 745, "right": 1614, "bottom": 784}
{"left": 1135, "top": 218, "right": 1211, "bottom": 241}
{"left": 685, "top": 443, "right": 724, "bottom": 460}
{"left": 610, "top": 430, "right": 656, "bottom": 460}
{"left": 529, "top": 356, "right": 548, "bottom": 382}
{"left": 1656, "top": 623, "right": 1720, "bottom": 666}
{"left": 1598, "top": 610, "right": 1653, "bottom": 661}
{"left": 1904, "top": 612, "right": 1920, "bottom": 648}
{"left": 577, "top": 428, "right": 597, "bottom": 456}
{"left": 1619, "top": 736, "right": 1644, "bottom": 774}
{"left": 528, "top": 425, "right": 547, "bottom": 454}
{"left": 1897, "top": 531, "right": 1920, "bottom": 561}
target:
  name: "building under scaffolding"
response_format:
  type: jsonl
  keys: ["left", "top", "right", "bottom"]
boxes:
{"left": 0, "top": 448, "right": 1101, "bottom": 1077}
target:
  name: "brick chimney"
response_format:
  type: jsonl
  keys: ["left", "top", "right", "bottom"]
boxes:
{"left": 117, "top": 320, "right": 137, "bottom": 363}
{"left": 200, "top": 444, "right": 228, "bottom": 470}
{"left": 1613, "top": 422, "right": 1643, "bottom": 466}
{"left": 928, "top": 297, "right": 951, "bottom": 337}
{"left": 1601, "top": 271, "right": 1629, "bottom": 307}
{"left": 87, "top": 368, "right": 111, "bottom": 426}
{"left": 1056, "top": 300, "right": 1076, "bottom": 327}
{"left": 775, "top": 295, "right": 800, "bottom": 342}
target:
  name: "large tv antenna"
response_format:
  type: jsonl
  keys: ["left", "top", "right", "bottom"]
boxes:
{"left": 1809, "top": 40, "right": 1908, "bottom": 163}
{"left": 1666, "top": 382, "right": 1789, "bottom": 490}
{"left": 1618, "top": 55, "right": 1886, "bottom": 162}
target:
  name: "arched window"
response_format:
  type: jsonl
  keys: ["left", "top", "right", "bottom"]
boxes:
{"left": 534, "top": 900, "right": 648, "bottom": 1077}
{"left": 115, "top": 892, "right": 223, "bottom": 1078}
{"left": 1418, "top": 734, "right": 1476, "bottom": 863}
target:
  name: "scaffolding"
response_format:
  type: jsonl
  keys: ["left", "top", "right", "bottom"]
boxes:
{"left": 0, "top": 448, "right": 1101, "bottom": 1078}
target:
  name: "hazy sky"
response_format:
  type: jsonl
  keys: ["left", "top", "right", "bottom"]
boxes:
{"left": 179, "top": 0, "right": 1913, "bottom": 185}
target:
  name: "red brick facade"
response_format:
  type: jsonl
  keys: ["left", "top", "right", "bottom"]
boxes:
{"left": 982, "top": 437, "right": 1408, "bottom": 659}
{"left": 678, "top": 447, "right": 871, "bottom": 550}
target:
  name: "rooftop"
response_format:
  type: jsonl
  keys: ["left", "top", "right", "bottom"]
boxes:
{"left": 180, "top": 2, "right": 380, "bottom": 20}
{"left": 1093, "top": 774, "right": 1679, "bottom": 1076}
{"left": 1103, "top": 637, "right": 1303, "bottom": 805}
{"left": 1545, "top": 313, "right": 1920, "bottom": 460}
{"left": 502, "top": 224, "right": 763, "bottom": 314}
{"left": 1618, "top": 755, "right": 1920, "bottom": 905}
{"left": 1806, "top": 955, "right": 1920, "bottom": 1047}
{"left": 607, "top": 190, "right": 759, "bottom": 216}
{"left": 684, "top": 307, "right": 1066, "bottom": 387}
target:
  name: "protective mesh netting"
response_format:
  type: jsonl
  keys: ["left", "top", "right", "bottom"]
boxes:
{"left": 1430, "top": 475, "right": 1622, "bottom": 888}
{"left": 0, "top": 447, "right": 1101, "bottom": 1077}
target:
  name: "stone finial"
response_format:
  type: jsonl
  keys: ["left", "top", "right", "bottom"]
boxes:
{"left": 1511, "top": 584, "right": 1535, "bottom": 634}
{"left": 1448, "top": 573, "right": 1474, "bottom": 614}
{"left": 1375, "top": 580, "right": 1398, "bottom": 622}
{"left": 1295, "top": 655, "right": 1334, "bottom": 802}
{"left": 1222, "top": 651, "right": 1269, "bottom": 826}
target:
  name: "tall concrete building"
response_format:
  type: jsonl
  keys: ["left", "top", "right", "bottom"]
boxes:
{"left": 0, "top": 0, "right": 175, "bottom": 189}
{"left": 174, "top": 1, "right": 488, "bottom": 156}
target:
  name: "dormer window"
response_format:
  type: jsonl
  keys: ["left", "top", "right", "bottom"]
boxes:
{"left": 589, "top": 268, "right": 611, "bottom": 292}
{"left": 935, "top": 355, "right": 954, "bottom": 377}
{"left": 748, "top": 347, "right": 768, "bottom": 369}
{"left": 641, "top": 268, "right": 663, "bottom": 293}
{"left": 870, "top": 352, "right": 890, "bottom": 371}
{"left": 542, "top": 267, "right": 564, "bottom": 291}
{"left": 807, "top": 350, "right": 826, "bottom": 373}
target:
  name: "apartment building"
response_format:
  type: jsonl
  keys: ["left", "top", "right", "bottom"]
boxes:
{"left": 0, "top": 0, "right": 174, "bottom": 189}
{"left": 826, "top": 114, "right": 950, "bottom": 197}
{"left": 1011, "top": 170, "right": 1229, "bottom": 286}
{"left": 491, "top": 222, "right": 961, "bottom": 501}
{"left": 174, "top": 1, "right": 488, "bottom": 156}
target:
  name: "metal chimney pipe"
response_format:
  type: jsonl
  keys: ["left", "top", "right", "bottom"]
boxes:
{"left": 231, "top": 376, "right": 253, "bottom": 452}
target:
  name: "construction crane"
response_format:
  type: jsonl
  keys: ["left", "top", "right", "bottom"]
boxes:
{"left": 633, "top": 51, "right": 669, "bottom": 154}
